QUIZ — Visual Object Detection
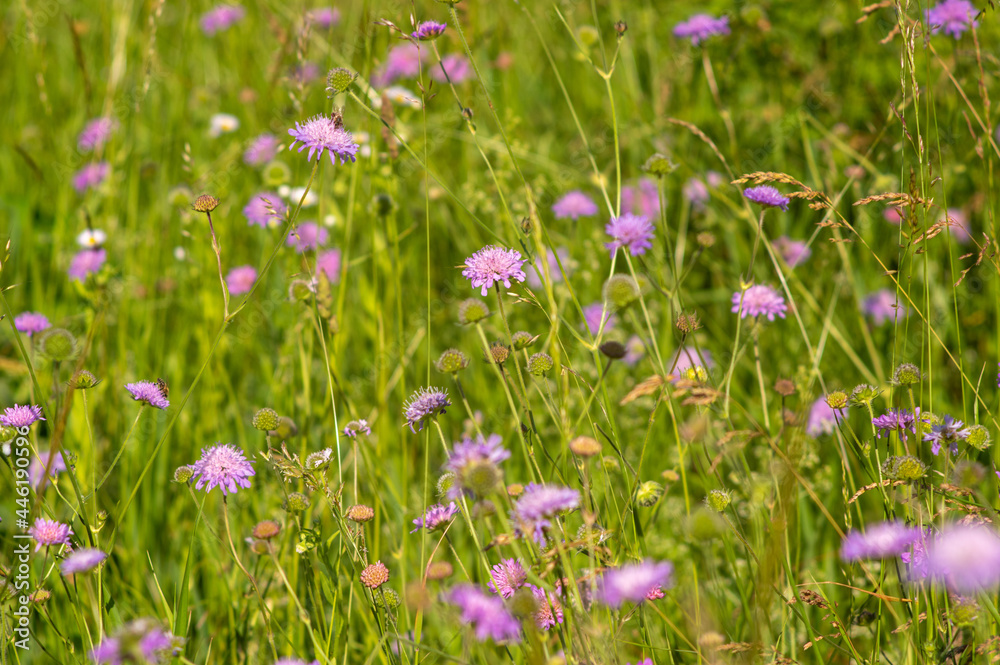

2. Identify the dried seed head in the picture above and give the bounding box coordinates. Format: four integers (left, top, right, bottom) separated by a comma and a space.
192, 194, 220, 213
825, 391, 848, 410
569, 435, 602, 458
425, 561, 453, 580
486, 341, 510, 366
252, 520, 281, 540
360, 561, 389, 588
675, 311, 702, 334
346, 504, 375, 523
696, 232, 716, 248
614, 20, 628, 36
773, 378, 796, 396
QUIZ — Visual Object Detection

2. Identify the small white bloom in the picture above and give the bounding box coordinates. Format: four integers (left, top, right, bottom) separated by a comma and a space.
209, 113, 240, 138
360, 145, 372, 158
76, 229, 107, 248
277, 185, 291, 198
384, 86, 422, 110
173, 246, 187, 261
322, 214, 337, 227
289, 187, 318, 208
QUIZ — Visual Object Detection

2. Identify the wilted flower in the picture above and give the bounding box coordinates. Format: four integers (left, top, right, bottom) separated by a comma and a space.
125, 381, 169, 410
190, 443, 255, 495
445, 585, 521, 643
347, 504, 375, 523
552, 191, 598, 220
731, 285, 787, 320
598, 560, 674, 607
288, 114, 360, 165
225, 266, 257, 296
605, 213, 654, 256
840, 521, 921, 561
461, 245, 527, 296
673, 14, 730, 45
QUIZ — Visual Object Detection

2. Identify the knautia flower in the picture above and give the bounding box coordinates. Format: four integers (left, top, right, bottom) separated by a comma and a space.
923, 415, 970, 456
243, 192, 287, 227
530, 585, 564, 630
552, 191, 598, 220
673, 14, 730, 45
582, 302, 615, 336
225, 265, 257, 296
1, 404, 45, 428
445, 433, 511, 497
288, 114, 360, 165
605, 213, 654, 256
513, 483, 580, 544
91, 619, 179, 665
872, 408, 918, 439
862, 289, 907, 325
360, 561, 389, 589
243, 133, 281, 166
403, 386, 450, 432
445, 585, 521, 643
412, 20, 447, 41
526, 246, 571, 289
926, 0, 979, 38
29, 518, 74, 552
286, 222, 329, 253
78, 117, 117, 152
410, 502, 459, 533
773, 236, 811, 268
208, 113, 240, 138
317, 249, 341, 283
731, 285, 787, 320
29, 450, 66, 490
431, 54, 473, 83
372, 44, 425, 87
461, 245, 527, 296
343, 419, 371, 438
621, 178, 659, 218
125, 381, 170, 410
190, 443, 255, 495
200, 4, 245, 35
743, 185, 790, 211
805, 397, 843, 437
73, 162, 109, 194
487, 558, 527, 598
69, 248, 107, 282
683, 177, 710, 209
623, 335, 645, 366
61, 548, 108, 575
840, 521, 921, 561
275, 659, 321, 665
598, 560, 674, 607
14, 312, 51, 336
925, 524, 1000, 593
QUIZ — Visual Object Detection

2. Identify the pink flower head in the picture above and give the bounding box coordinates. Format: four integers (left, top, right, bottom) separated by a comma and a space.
14, 312, 50, 336
308, 7, 341, 29
862, 289, 906, 326
125, 381, 169, 410
61, 548, 108, 575
552, 191, 599, 220
286, 222, 329, 253
288, 115, 359, 165
605, 213, 654, 256
743, 185, 789, 211
530, 585, 564, 630
487, 558, 527, 598
806, 397, 842, 437
445, 585, 521, 643
731, 285, 787, 320
673, 14, 730, 45
431, 54, 472, 83
73, 162, 109, 194
29, 450, 66, 490
773, 236, 811, 268
243, 134, 281, 166
412, 21, 447, 41
317, 249, 341, 282
942, 208, 971, 243
225, 265, 257, 296
525, 247, 571, 288
840, 521, 921, 561
461, 245, 527, 296
410, 502, 459, 533
190, 443, 255, 495
926, 0, 979, 39
69, 248, 107, 282
29, 517, 74, 552
78, 117, 117, 152
926, 523, 1000, 593
1, 404, 45, 428
243, 192, 287, 227
598, 560, 674, 607
683, 177, 710, 209
583, 302, 615, 336
373, 44, 425, 87
621, 178, 659, 218
200, 4, 245, 35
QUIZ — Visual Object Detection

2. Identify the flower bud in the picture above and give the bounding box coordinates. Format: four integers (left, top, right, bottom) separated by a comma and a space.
892, 363, 922, 386
458, 298, 489, 325
192, 194, 220, 213
569, 436, 601, 457
285, 492, 311, 512
527, 352, 553, 376
511, 331, 536, 350
435, 349, 469, 374
635, 480, 664, 507
39, 328, 77, 362
705, 489, 731, 513
70, 369, 101, 390
252, 408, 280, 432
252, 520, 281, 540
173, 466, 194, 483
825, 391, 848, 410
346, 504, 375, 523
603, 274, 640, 311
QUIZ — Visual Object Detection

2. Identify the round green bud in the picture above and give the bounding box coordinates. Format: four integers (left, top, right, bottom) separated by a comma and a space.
511, 331, 536, 350
635, 480, 664, 507
435, 348, 469, 374
39, 328, 77, 362
458, 298, 490, 325
892, 363, 922, 386
881, 455, 927, 482
373, 588, 400, 610
461, 461, 502, 496
527, 352, 553, 376
849, 383, 880, 408
600, 341, 627, 360
173, 465, 194, 483
642, 153, 676, 177
965, 424, 991, 451
252, 408, 280, 432
603, 274, 641, 311
285, 492, 310, 512
705, 489, 732, 513
0, 426, 18, 443
262, 160, 292, 187
436, 471, 456, 499
326, 67, 357, 95
825, 391, 848, 410
69, 369, 100, 390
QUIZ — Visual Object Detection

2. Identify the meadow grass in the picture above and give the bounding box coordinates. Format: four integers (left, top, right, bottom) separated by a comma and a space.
2, 1, 1000, 663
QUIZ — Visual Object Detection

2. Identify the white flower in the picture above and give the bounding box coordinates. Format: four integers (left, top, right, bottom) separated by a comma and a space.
173, 247, 186, 261
76, 229, 107, 248
288, 186, 318, 207
322, 214, 337, 227
384, 86, 422, 109
209, 113, 240, 138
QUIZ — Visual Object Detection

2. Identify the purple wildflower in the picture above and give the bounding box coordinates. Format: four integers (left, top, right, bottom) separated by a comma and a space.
343, 419, 371, 437
28, 518, 73, 552
925, 523, 1000, 593
190, 443, 255, 495
924, 415, 970, 456
623, 335, 645, 366
431, 54, 473, 83
884, 207, 904, 224
69, 248, 107, 282
670, 346, 713, 382
942, 208, 972, 243
412, 20, 447, 41
773, 236, 811, 268
275, 660, 321, 665
926, 0, 979, 38
628, 660, 654, 665
125, 381, 170, 410
288, 114, 360, 165
806, 397, 843, 437
513, 483, 580, 544
78, 118, 117, 152
445, 585, 521, 643
243, 134, 281, 166
14, 312, 51, 337
29, 450, 66, 490
410, 502, 459, 533
682, 177, 709, 209
743, 185, 789, 211
487, 558, 527, 598
621, 178, 659, 218
872, 408, 918, 439
244, 192, 287, 227
598, 560, 674, 608
583, 302, 615, 336
552, 191, 599, 220
445, 433, 511, 497
731, 285, 787, 320
525, 247, 570, 289
840, 521, 921, 561
461, 245, 527, 296
73, 162, 109, 194
862, 289, 907, 325
308, 7, 340, 29
403, 387, 450, 432
1, 404, 45, 428
61, 548, 108, 575
605, 213, 655, 256
901, 528, 932, 580
530, 585, 564, 630
286, 222, 329, 253
225, 265, 257, 296
200, 4, 245, 35
373, 44, 425, 87
673, 14, 731, 45
291, 61, 322, 85
91, 619, 177, 664
317, 249, 341, 283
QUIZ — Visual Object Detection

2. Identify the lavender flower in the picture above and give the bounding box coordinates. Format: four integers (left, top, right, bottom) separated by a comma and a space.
373, 44, 425, 87
225, 266, 257, 296
78, 118, 117, 152
403, 387, 450, 432
69, 248, 107, 282
942, 208, 972, 243
605, 213, 654, 256
901, 528, 932, 580
530, 585, 564, 630
583, 302, 615, 336
461, 245, 527, 296
872, 409, 918, 439
190, 443, 255, 495
431, 54, 473, 83
275, 659, 321, 665
1, 404, 45, 428
61, 548, 108, 575
286, 222, 329, 253
73, 162, 109, 194
840, 521, 921, 561
308, 7, 340, 29
923, 415, 970, 456
925, 524, 1000, 593
29, 450, 66, 490
445, 433, 511, 497
806, 397, 843, 437
28, 518, 73, 552
862, 289, 907, 325
445, 585, 521, 643
926, 0, 979, 38
317, 249, 341, 282
621, 178, 659, 218
487, 558, 527, 598
343, 419, 371, 438
623, 335, 645, 366
513, 483, 580, 544
773, 236, 811, 268
91, 619, 178, 664
670, 346, 713, 382
200, 4, 245, 35
410, 502, 459, 533
412, 20, 447, 41
243, 134, 281, 166
743, 185, 789, 211
244, 192, 287, 227
288, 114, 360, 165
552, 191, 599, 220
14, 312, 51, 337
682, 177, 709, 209
673, 14, 730, 45
731, 285, 787, 320
125, 381, 170, 410
598, 560, 674, 607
